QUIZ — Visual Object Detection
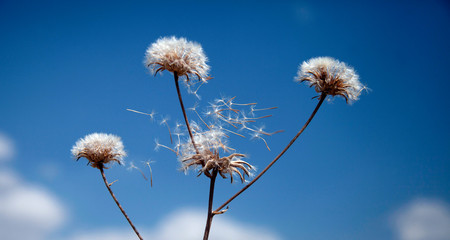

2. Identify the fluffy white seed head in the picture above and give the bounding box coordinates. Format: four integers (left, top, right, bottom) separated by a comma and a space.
145, 36, 210, 83
296, 57, 365, 103
180, 128, 227, 160
179, 127, 254, 183
71, 133, 126, 169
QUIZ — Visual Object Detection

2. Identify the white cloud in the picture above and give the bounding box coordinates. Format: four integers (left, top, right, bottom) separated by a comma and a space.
67, 229, 137, 240
0, 133, 14, 162
69, 208, 282, 240
392, 198, 450, 240
0, 169, 67, 240
154, 208, 281, 240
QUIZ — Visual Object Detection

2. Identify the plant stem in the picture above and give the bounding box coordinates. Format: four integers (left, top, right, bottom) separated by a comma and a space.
203, 169, 218, 240
99, 167, 144, 240
174, 72, 200, 155
214, 93, 327, 212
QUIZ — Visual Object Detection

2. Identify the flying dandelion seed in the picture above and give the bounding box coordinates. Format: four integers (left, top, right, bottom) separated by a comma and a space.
126, 108, 156, 120
127, 162, 148, 181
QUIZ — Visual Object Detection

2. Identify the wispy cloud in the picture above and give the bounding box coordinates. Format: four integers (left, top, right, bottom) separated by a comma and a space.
0, 133, 14, 162
0, 169, 67, 240
391, 198, 450, 240
69, 208, 282, 240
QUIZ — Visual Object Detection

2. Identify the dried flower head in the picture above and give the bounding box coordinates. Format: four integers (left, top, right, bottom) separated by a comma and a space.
145, 36, 210, 83
296, 57, 365, 103
179, 127, 254, 183
71, 133, 126, 169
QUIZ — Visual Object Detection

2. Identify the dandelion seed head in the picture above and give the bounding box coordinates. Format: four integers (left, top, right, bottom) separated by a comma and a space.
127, 161, 137, 171
145, 36, 210, 82
154, 139, 161, 151
188, 103, 198, 112
149, 110, 156, 120
251, 132, 261, 140
187, 87, 202, 99
296, 57, 366, 103
71, 133, 126, 169
159, 117, 169, 125
250, 105, 256, 115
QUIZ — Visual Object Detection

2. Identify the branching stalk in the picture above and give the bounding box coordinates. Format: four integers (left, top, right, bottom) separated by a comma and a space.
174, 72, 200, 155
99, 167, 144, 240
214, 93, 327, 212
203, 169, 218, 240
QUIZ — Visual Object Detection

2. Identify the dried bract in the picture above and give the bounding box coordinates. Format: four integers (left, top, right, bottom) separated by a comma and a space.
72, 133, 126, 169
145, 36, 210, 83
296, 57, 365, 103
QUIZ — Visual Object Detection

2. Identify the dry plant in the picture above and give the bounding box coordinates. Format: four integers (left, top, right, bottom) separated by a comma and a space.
71, 133, 144, 240
71, 36, 366, 240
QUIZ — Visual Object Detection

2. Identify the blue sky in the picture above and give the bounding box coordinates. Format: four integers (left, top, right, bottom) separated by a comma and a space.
1, 0, 449, 240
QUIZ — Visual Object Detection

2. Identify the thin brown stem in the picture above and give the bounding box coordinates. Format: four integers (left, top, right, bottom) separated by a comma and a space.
99, 167, 144, 240
174, 72, 200, 155
215, 93, 327, 212
203, 169, 218, 240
